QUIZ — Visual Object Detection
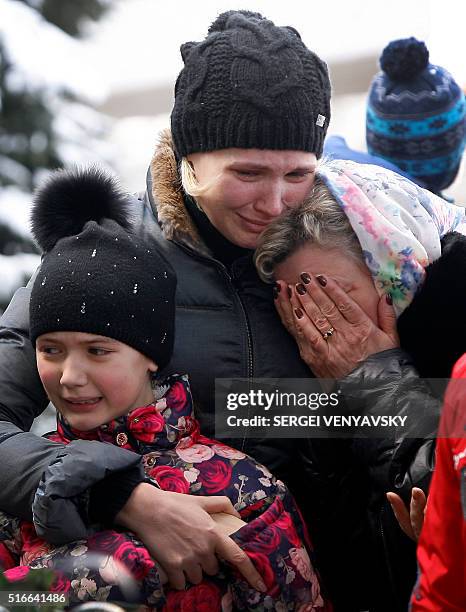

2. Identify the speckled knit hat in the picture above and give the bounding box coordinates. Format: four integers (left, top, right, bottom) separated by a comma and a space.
171, 10, 331, 157
29, 167, 176, 368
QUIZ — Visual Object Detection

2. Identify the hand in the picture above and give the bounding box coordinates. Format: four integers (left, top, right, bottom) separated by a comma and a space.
115, 483, 266, 592
211, 512, 247, 535
274, 274, 399, 379
386, 488, 427, 541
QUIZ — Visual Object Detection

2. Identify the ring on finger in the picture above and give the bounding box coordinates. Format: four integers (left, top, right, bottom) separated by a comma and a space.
321, 327, 335, 341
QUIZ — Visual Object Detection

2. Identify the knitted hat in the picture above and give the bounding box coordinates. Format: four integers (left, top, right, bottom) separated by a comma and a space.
29, 167, 176, 368
366, 37, 466, 193
171, 10, 331, 158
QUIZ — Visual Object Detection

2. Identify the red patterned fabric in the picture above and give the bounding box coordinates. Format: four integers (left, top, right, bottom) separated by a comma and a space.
0, 374, 331, 610
411, 355, 466, 611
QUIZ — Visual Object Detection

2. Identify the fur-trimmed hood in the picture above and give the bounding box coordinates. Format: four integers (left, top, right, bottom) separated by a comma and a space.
149, 130, 210, 257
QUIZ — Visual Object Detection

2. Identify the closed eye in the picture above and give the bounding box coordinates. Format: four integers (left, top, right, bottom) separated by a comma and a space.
88, 348, 112, 356
286, 170, 314, 179
234, 169, 260, 178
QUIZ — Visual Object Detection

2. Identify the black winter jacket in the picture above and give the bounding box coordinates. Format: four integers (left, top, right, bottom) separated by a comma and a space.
0, 132, 458, 611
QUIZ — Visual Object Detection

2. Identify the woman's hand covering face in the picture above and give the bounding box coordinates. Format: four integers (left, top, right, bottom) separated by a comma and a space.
273, 274, 399, 379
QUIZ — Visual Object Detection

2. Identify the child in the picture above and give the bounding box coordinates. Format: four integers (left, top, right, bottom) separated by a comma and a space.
0, 167, 327, 610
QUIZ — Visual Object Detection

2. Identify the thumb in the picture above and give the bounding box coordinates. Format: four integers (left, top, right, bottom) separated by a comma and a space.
197, 495, 241, 518
378, 293, 398, 339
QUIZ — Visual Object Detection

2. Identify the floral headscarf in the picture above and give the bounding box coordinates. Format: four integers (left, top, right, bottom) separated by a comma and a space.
318, 159, 466, 316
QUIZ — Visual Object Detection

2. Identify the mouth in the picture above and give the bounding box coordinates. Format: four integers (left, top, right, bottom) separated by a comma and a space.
62, 397, 102, 410
237, 214, 270, 232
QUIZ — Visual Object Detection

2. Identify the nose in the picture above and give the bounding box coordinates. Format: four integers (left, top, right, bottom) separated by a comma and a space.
253, 181, 286, 219
60, 355, 88, 388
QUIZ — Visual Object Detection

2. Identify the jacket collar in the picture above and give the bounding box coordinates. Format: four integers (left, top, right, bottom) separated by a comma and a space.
53, 373, 200, 451
148, 130, 211, 257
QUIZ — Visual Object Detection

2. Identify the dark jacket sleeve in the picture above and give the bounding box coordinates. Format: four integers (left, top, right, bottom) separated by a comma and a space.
33, 440, 145, 544
337, 348, 440, 499
0, 279, 144, 536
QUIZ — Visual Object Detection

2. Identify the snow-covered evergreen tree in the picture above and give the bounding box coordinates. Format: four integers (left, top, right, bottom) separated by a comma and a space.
0, 0, 113, 311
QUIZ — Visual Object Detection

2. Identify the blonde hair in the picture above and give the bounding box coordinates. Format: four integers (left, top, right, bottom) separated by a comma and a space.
254, 175, 365, 283
180, 157, 221, 200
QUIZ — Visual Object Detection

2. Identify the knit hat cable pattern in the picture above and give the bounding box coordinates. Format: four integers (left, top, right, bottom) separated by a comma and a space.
171, 10, 331, 157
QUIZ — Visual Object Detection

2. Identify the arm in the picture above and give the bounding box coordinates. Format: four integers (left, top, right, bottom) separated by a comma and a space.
337, 348, 440, 496
411, 370, 466, 611
412, 438, 465, 611
0, 280, 144, 532
0, 281, 57, 518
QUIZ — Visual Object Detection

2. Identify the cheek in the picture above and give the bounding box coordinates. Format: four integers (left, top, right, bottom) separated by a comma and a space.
95, 371, 122, 395
36, 362, 58, 392
354, 288, 379, 323
284, 179, 315, 206
215, 179, 260, 211
283, 174, 315, 206
111, 369, 144, 396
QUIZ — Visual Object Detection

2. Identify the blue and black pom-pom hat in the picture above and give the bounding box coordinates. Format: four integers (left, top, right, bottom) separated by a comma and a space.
366, 37, 466, 194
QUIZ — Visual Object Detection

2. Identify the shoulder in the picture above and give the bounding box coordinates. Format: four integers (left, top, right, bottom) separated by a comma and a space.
397, 232, 466, 377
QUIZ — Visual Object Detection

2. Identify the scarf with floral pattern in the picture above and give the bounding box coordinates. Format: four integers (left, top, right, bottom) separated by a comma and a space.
318, 159, 466, 315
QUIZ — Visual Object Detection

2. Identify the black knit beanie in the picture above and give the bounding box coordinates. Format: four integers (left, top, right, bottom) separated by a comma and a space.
171, 10, 331, 158
29, 167, 176, 368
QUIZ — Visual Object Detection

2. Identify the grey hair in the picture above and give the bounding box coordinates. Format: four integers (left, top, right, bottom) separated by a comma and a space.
254, 174, 365, 283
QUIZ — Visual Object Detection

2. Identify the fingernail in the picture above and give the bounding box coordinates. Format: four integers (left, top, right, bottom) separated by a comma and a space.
294, 308, 304, 319
256, 580, 267, 593
296, 283, 307, 295
386, 293, 393, 305
287, 286, 292, 299
274, 282, 281, 293
273, 286, 279, 300
300, 272, 311, 284
316, 275, 327, 287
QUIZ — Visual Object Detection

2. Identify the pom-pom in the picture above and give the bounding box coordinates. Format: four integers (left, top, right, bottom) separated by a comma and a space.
380, 37, 429, 81
208, 10, 265, 34
31, 166, 132, 252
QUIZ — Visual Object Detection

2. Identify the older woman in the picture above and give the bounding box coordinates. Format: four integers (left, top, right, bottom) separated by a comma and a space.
255, 159, 466, 610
